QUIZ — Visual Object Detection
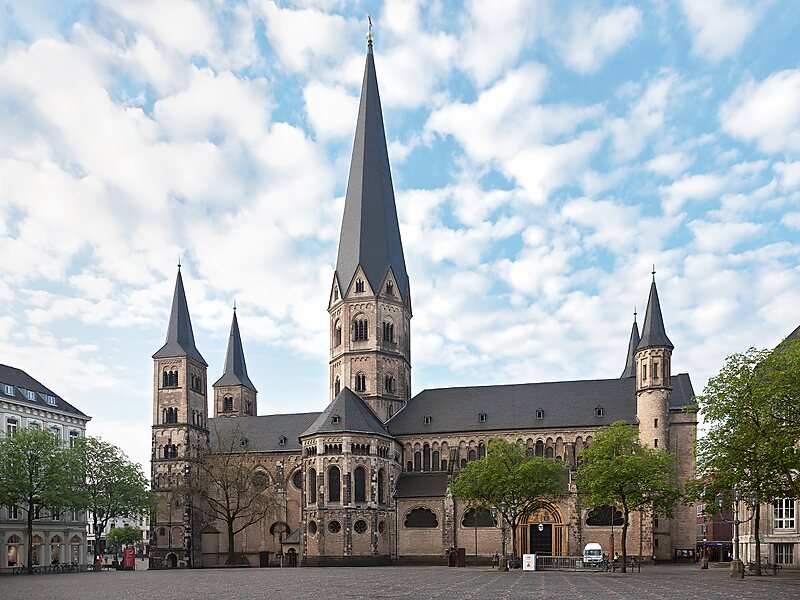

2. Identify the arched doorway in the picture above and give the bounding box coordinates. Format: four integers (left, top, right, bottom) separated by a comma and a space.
165, 553, 178, 568
287, 548, 298, 567
520, 503, 566, 557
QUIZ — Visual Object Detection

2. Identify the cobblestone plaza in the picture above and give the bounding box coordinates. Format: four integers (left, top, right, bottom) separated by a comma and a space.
3, 565, 800, 600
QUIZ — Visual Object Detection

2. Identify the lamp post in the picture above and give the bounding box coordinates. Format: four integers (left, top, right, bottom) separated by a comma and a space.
509, 503, 518, 567
491, 505, 507, 568
716, 487, 757, 579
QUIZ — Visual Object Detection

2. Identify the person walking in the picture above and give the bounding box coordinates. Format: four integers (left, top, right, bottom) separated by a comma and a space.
492, 551, 500, 569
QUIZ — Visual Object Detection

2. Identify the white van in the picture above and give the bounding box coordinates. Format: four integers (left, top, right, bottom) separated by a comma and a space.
583, 543, 603, 564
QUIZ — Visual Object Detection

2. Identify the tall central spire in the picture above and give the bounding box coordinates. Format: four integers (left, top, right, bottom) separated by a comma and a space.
335, 37, 409, 302
637, 279, 673, 350
213, 309, 256, 391
153, 267, 207, 365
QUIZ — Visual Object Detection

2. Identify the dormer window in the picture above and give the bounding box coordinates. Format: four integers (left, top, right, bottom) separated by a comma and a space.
386, 281, 394, 295
536, 409, 544, 420
43, 394, 56, 406
21, 389, 35, 401
278, 436, 287, 446
240, 438, 249, 447
355, 278, 365, 293
478, 412, 487, 423
2, 384, 14, 396
595, 406, 604, 418
332, 415, 341, 424
423, 415, 432, 425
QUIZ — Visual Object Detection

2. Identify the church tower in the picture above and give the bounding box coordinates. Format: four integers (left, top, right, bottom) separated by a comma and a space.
620, 310, 640, 378
150, 265, 209, 569
329, 33, 411, 422
212, 308, 257, 418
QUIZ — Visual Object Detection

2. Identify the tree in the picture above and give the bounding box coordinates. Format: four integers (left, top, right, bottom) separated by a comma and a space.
575, 421, 682, 572
73, 436, 154, 559
0, 427, 83, 572
183, 422, 282, 566
693, 340, 800, 575
106, 524, 142, 557
450, 438, 567, 560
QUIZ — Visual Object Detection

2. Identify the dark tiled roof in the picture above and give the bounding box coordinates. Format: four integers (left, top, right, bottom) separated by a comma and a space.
209, 412, 320, 453
213, 310, 256, 391
386, 374, 695, 436
153, 268, 207, 365
300, 387, 390, 438
0, 364, 89, 418
621, 319, 640, 378
394, 472, 450, 498
637, 280, 674, 350
335, 47, 409, 302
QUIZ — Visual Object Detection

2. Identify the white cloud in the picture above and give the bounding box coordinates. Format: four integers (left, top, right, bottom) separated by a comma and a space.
303, 82, 359, 140
782, 213, 800, 230
680, 0, 762, 62
646, 152, 692, 177
774, 161, 800, 191
721, 69, 800, 154
688, 219, 763, 253
555, 6, 642, 73
660, 173, 727, 214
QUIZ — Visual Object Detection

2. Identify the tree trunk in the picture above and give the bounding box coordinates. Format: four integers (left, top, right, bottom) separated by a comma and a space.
620, 506, 629, 573
754, 503, 761, 576
227, 521, 235, 566
26, 498, 34, 574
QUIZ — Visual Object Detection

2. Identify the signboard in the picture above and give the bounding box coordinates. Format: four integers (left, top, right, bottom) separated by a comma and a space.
123, 548, 136, 570
522, 554, 536, 571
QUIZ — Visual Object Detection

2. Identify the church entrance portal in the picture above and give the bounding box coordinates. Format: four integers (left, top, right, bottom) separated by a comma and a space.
529, 524, 553, 556
166, 553, 178, 568
521, 503, 566, 556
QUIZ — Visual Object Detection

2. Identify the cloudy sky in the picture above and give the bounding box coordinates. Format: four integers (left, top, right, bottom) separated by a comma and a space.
1, 0, 799, 471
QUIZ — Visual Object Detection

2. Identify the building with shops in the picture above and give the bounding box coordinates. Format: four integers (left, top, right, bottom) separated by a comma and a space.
0, 364, 91, 571
149, 38, 698, 569
87, 513, 150, 558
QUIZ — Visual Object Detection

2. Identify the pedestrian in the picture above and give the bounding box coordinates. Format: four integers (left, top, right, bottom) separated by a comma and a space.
492, 551, 499, 569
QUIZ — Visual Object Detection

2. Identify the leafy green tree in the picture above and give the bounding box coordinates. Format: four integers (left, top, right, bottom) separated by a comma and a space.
450, 438, 567, 560
106, 524, 142, 556
73, 436, 154, 558
694, 339, 800, 575
575, 421, 682, 572
0, 427, 83, 572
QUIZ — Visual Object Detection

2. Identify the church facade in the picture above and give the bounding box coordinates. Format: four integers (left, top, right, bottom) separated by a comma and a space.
149, 40, 698, 569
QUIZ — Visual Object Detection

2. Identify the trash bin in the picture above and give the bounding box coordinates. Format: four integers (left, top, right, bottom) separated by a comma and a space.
457, 548, 466, 567
447, 549, 457, 567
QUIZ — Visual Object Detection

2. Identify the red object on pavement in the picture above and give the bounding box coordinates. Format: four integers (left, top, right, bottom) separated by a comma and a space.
123, 548, 136, 570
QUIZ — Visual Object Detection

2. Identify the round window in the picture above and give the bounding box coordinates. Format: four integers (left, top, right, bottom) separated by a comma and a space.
292, 470, 302, 490
354, 520, 367, 534
308, 521, 317, 535
378, 521, 386, 534
328, 520, 341, 534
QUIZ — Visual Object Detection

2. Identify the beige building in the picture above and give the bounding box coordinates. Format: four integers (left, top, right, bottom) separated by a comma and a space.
148, 39, 698, 569
1, 364, 91, 571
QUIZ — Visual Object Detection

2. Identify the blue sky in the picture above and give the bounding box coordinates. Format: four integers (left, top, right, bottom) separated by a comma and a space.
1, 0, 799, 471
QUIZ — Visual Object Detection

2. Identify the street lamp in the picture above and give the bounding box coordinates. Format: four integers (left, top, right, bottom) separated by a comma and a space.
716, 487, 758, 579
509, 503, 518, 567
491, 505, 507, 566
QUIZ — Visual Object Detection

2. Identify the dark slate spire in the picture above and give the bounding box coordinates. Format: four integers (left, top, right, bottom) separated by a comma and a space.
335, 40, 409, 301
621, 311, 640, 378
213, 309, 256, 391
300, 387, 390, 438
153, 266, 207, 365
636, 278, 674, 350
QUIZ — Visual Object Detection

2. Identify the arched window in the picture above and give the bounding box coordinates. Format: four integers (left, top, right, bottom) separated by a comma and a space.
245, 400, 252, 415
545, 447, 554, 458
535, 440, 544, 457
383, 321, 395, 342
164, 408, 177, 424
334, 320, 342, 346
405, 508, 438, 528
477, 443, 486, 459
422, 444, 431, 471
327, 466, 341, 502
432, 450, 440, 470
462, 508, 496, 528
334, 376, 341, 396
333, 287, 339, 301
468, 449, 477, 461
460, 458, 467, 468
354, 467, 367, 503
378, 469, 385, 504
353, 317, 368, 341
586, 505, 623, 526
441, 459, 448, 471
413, 451, 421, 471
355, 278, 365, 293
162, 371, 169, 387
386, 281, 394, 295
406, 460, 413, 472
308, 469, 317, 504
223, 396, 233, 412
384, 375, 395, 394
355, 373, 366, 392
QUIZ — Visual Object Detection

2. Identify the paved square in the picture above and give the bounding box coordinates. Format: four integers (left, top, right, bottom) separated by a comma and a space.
2, 564, 799, 600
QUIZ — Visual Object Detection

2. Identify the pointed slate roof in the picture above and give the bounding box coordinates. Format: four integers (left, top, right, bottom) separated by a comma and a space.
300, 387, 390, 438
335, 43, 409, 302
153, 268, 207, 365
213, 310, 256, 391
636, 280, 673, 350
621, 317, 640, 378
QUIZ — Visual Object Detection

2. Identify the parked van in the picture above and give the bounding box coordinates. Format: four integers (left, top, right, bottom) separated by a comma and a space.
583, 543, 603, 563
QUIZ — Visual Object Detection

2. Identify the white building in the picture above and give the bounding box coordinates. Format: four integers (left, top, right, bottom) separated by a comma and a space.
0, 364, 91, 571
88, 513, 150, 557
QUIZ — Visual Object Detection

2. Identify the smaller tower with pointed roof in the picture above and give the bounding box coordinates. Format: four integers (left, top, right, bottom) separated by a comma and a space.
150, 265, 209, 569
213, 308, 257, 418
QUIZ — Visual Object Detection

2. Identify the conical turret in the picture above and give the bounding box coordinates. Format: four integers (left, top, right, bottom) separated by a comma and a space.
213, 309, 256, 391
621, 311, 640, 378
636, 279, 673, 351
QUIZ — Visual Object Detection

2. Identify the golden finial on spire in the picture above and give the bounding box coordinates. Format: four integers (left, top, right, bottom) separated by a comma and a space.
367, 14, 373, 47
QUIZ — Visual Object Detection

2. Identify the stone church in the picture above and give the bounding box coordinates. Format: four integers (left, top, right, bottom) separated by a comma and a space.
149, 38, 698, 569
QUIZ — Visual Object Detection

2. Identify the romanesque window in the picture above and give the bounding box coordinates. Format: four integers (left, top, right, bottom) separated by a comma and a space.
468, 449, 477, 462
164, 444, 178, 459
545, 447, 554, 458
384, 375, 395, 394
355, 373, 366, 392
405, 508, 438, 528
308, 469, 317, 503
308, 521, 317, 535
163, 370, 178, 387
327, 466, 341, 502
586, 505, 623, 526
422, 444, 431, 471
413, 451, 421, 471
334, 377, 341, 396
378, 521, 386, 534
334, 320, 342, 346
477, 443, 486, 459
353, 318, 368, 341
441, 459, 448, 471
535, 441, 544, 457
378, 469, 385, 504
354, 467, 367, 503
292, 470, 302, 490
355, 279, 365, 293
460, 458, 467, 468
382, 321, 394, 342
386, 281, 394, 295
333, 287, 339, 301
654, 418, 658, 428
328, 520, 341, 534
223, 396, 233, 412
654, 438, 658, 448
431, 451, 440, 470
653, 362, 659, 380
406, 460, 413, 472
245, 400, 252, 415
163, 407, 178, 424
252, 472, 269, 492
642, 363, 647, 380
354, 519, 367, 534
462, 508, 496, 528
